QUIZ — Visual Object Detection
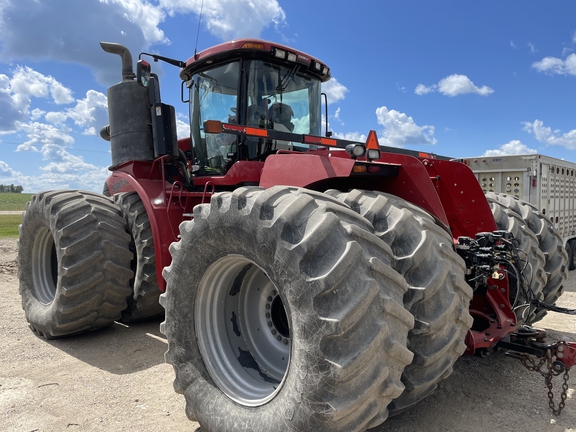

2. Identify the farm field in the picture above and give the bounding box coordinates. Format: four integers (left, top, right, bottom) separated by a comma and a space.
0, 193, 31, 212
0, 215, 21, 238
0, 194, 29, 239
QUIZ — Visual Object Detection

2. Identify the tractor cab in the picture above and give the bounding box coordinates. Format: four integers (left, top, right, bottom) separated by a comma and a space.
180, 40, 331, 175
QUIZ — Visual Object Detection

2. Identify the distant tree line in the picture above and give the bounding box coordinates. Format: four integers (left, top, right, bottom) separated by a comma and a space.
0, 184, 24, 193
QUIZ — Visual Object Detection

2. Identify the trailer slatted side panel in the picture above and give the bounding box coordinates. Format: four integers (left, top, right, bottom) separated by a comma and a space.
464, 154, 576, 246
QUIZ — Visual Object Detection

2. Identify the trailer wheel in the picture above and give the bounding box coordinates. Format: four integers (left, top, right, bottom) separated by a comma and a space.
114, 192, 163, 321
326, 189, 473, 415
161, 186, 414, 432
485, 192, 567, 323
17, 190, 133, 339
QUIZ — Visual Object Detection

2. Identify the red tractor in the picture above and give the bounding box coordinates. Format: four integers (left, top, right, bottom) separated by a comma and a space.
17, 39, 576, 431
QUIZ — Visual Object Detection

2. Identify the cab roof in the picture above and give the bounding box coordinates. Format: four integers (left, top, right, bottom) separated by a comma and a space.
180, 38, 331, 83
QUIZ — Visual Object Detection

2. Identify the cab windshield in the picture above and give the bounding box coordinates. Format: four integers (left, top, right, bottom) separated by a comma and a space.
189, 59, 321, 174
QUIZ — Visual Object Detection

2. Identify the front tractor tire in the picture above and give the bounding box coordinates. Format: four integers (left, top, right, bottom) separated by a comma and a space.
17, 190, 134, 339
114, 192, 163, 321
161, 186, 415, 432
326, 189, 473, 416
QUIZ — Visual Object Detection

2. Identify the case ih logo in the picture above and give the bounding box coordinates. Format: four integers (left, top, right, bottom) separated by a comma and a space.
112, 178, 129, 193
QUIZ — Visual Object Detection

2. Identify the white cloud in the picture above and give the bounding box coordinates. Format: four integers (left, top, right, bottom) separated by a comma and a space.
0, 153, 109, 193
482, 140, 537, 156
532, 53, 576, 76
176, 112, 190, 138
30, 108, 46, 121
415, 74, 494, 97
322, 78, 348, 104
66, 90, 109, 134
0, 0, 168, 86
333, 131, 366, 142
527, 42, 537, 53
510, 40, 517, 49
45, 111, 68, 124
333, 107, 343, 125
439, 75, 494, 97
100, 0, 168, 45
160, 0, 286, 40
332, 107, 436, 148
16, 122, 74, 154
0, 69, 109, 169
0, 0, 290, 86
9, 66, 75, 104
562, 47, 573, 57
415, 83, 435, 95
375, 106, 436, 147
11, 66, 74, 104
523, 119, 576, 150
0, 160, 22, 177
0, 67, 76, 135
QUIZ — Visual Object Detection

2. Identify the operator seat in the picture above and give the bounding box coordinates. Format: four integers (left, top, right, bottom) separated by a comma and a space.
268, 103, 294, 132
268, 103, 294, 151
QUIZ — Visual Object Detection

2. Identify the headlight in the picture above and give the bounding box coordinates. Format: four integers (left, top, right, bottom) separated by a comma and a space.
367, 149, 380, 160
345, 144, 366, 158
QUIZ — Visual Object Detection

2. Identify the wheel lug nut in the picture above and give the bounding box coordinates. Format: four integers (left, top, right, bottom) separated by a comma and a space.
276, 335, 282, 341
271, 329, 277, 335
267, 296, 272, 302
265, 313, 270, 318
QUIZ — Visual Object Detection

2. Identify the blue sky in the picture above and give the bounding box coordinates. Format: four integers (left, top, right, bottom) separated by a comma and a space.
1, 0, 575, 193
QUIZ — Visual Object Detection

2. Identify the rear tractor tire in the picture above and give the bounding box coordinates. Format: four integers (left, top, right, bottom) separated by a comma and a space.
568, 239, 576, 271
161, 186, 415, 432
326, 189, 473, 416
17, 190, 133, 338
485, 192, 566, 324
114, 192, 163, 321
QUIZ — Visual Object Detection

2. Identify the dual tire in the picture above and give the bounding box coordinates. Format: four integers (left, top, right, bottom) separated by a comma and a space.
114, 192, 163, 321
485, 192, 568, 323
18, 190, 134, 338
161, 187, 416, 431
18, 190, 162, 338
567, 239, 576, 271
161, 186, 473, 431
326, 189, 473, 415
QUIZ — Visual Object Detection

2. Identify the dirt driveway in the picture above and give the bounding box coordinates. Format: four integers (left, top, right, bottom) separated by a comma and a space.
1, 237, 574, 432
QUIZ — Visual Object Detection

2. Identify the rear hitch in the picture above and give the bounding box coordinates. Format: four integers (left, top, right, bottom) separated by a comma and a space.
497, 326, 575, 415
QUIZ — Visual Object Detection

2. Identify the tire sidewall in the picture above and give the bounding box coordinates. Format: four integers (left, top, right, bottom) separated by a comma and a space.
18, 199, 63, 331
164, 218, 329, 430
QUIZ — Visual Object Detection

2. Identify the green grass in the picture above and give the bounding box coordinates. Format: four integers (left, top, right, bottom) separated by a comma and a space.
0, 193, 33, 211
0, 214, 21, 238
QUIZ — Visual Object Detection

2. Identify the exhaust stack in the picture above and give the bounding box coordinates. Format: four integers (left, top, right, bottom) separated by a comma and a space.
100, 42, 154, 168
100, 42, 134, 82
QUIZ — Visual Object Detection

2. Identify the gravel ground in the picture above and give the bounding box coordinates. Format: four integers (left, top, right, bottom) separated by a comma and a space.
1, 237, 574, 432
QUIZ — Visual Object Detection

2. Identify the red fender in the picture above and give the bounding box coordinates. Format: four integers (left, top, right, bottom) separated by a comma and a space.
105, 162, 195, 291
422, 159, 497, 238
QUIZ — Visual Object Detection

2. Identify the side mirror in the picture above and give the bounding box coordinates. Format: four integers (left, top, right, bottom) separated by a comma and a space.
136, 60, 151, 87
